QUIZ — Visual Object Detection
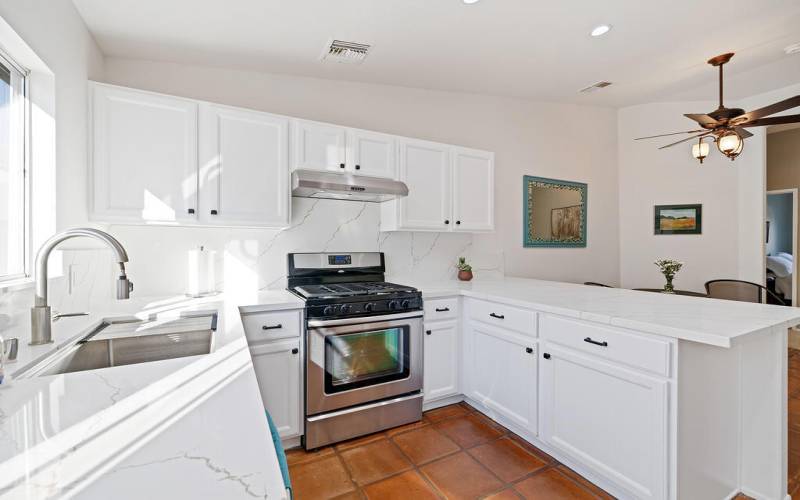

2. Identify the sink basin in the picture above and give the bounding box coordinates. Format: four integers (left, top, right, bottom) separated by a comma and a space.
21, 313, 216, 377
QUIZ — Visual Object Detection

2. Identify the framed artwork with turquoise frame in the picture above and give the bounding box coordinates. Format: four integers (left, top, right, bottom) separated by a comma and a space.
523, 175, 587, 248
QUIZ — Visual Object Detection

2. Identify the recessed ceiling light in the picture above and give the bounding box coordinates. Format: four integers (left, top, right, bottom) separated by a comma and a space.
590, 24, 612, 37
462, 0, 481, 4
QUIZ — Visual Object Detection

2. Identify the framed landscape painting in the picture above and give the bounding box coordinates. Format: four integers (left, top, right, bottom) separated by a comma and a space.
654, 204, 702, 235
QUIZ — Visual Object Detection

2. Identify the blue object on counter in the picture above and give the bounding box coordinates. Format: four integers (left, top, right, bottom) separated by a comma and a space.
267, 410, 292, 496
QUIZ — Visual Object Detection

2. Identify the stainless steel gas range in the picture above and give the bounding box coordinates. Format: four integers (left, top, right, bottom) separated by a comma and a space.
287, 252, 424, 450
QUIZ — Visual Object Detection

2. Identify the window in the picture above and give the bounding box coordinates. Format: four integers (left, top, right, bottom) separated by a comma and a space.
0, 50, 27, 282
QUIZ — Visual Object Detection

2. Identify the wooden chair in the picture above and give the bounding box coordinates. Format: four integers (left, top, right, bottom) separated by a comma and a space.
584, 282, 613, 288
704, 279, 787, 305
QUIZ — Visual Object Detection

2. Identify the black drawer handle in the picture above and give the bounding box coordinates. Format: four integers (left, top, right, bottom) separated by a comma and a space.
210, 209, 218, 215
339, 163, 345, 169
355, 165, 361, 170
291, 348, 299, 354
262, 324, 283, 331
444, 220, 450, 225
584, 337, 608, 347
426, 330, 432, 335
525, 347, 533, 354
543, 353, 551, 359
456, 220, 461, 225
187, 208, 195, 214
489, 313, 505, 319
435, 307, 450, 312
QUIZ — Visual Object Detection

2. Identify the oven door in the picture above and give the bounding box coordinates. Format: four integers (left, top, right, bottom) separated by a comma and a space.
306, 311, 423, 415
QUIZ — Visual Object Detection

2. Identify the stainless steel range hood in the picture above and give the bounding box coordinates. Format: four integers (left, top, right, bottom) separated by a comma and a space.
291, 169, 408, 203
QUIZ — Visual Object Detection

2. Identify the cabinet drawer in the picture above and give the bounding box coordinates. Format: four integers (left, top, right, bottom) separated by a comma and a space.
424, 297, 459, 321
241, 309, 302, 343
467, 298, 536, 336
540, 315, 671, 377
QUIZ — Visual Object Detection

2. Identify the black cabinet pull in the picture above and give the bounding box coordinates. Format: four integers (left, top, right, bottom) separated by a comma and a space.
355, 165, 361, 170
291, 348, 299, 354
262, 324, 283, 331
456, 221, 461, 225
584, 337, 608, 347
444, 220, 450, 225
525, 347, 533, 354
426, 330, 432, 335
543, 353, 551, 359
187, 208, 195, 214
489, 313, 505, 319
435, 307, 450, 312
339, 163, 345, 169
210, 209, 218, 215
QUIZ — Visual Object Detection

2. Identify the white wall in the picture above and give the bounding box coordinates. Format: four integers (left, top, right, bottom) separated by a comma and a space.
97, 57, 620, 288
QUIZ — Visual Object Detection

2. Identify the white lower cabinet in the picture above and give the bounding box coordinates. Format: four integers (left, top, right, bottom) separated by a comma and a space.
540, 344, 669, 500
249, 339, 302, 439
423, 320, 459, 402
465, 322, 537, 433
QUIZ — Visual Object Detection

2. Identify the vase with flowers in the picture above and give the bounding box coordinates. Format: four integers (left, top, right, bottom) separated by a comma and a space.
654, 258, 683, 293
456, 257, 473, 281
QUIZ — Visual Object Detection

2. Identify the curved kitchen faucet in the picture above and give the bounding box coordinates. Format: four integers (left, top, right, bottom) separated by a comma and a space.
30, 228, 133, 345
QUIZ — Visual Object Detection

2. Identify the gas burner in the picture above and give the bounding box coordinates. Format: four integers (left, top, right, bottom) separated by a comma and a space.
293, 281, 417, 299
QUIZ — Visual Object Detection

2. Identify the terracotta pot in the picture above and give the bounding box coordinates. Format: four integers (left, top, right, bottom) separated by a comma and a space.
458, 270, 473, 281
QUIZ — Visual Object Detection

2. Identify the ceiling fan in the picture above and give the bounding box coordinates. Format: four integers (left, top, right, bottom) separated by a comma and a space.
636, 52, 800, 163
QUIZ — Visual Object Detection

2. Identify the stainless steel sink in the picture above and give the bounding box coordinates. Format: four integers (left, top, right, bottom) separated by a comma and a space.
21, 313, 216, 377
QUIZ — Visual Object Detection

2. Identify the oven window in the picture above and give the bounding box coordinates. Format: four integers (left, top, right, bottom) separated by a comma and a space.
325, 326, 410, 393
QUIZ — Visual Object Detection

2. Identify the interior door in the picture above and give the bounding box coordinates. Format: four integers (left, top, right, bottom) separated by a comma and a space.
91, 83, 198, 223
292, 119, 346, 172
346, 128, 397, 178
199, 104, 290, 227
249, 339, 302, 438
397, 139, 452, 230
452, 147, 494, 231
423, 320, 459, 402
467, 322, 537, 433
540, 344, 668, 500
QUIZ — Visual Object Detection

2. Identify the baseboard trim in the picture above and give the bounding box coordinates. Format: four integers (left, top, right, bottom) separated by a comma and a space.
422, 394, 464, 411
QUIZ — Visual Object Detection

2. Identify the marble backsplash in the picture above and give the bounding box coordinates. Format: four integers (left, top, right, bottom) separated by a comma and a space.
0, 198, 503, 339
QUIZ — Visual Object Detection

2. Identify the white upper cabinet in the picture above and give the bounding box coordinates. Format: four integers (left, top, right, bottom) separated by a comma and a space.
91, 83, 198, 223
199, 104, 290, 227
292, 120, 347, 172
452, 147, 494, 232
346, 128, 397, 179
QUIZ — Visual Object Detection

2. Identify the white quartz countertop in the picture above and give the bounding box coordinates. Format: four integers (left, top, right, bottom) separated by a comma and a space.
0, 290, 302, 500
410, 277, 800, 347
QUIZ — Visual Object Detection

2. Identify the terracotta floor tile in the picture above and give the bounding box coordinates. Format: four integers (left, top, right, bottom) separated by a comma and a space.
468, 437, 548, 482
485, 489, 523, 500
334, 431, 388, 452
332, 492, 365, 500
362, 470, 440, 500
289, 455, 356, 500
285, 445, 335, 466
421, 451, 504, 499
458, 401, 478, 413
556, 465, 615, 500
385, 418, 430, 437
340, 439, 412, 486
514, 469, 596, 500
392, 426, 460, 465
508, 434, 558, 464
424, 404, 469, 422
435, 413, 504, 449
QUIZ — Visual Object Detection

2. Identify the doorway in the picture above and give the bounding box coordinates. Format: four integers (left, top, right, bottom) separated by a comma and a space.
765, 189, 797, 306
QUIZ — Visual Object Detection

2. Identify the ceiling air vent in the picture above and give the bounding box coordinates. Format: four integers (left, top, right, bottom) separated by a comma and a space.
579, 81, 613, 93
322, 40, 371, 64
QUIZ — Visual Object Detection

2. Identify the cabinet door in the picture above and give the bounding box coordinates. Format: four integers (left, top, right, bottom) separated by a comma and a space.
292, 120, 346, 172
346, 129, 397, 178
199, 104, 290, 227
396, 139, 452, 230
250, 340, 302, 439
423, 320, 459, 402
466, 322, 537, 432
452, 147, 494, 232
91, 83, 198, 223
540, 345, 668, 500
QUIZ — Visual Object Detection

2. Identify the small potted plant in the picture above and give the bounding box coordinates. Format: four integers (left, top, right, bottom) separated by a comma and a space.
457, 257, 473, 281
654, 258, 683, 293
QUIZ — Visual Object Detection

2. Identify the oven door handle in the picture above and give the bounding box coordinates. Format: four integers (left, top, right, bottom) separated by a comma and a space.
308, 311, 423, 328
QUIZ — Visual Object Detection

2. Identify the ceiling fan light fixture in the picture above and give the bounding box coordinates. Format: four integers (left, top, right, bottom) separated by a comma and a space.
692, 138, 710, 164
717, 130, 743, 160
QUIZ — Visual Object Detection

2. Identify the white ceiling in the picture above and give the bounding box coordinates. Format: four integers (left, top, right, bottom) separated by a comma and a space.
72, 0, 800, 107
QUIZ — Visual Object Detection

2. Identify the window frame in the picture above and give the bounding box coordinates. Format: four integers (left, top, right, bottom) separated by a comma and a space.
0, 46, 31, 284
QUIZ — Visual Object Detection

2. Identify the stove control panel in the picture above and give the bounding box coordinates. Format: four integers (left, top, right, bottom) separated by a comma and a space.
306, 295, 422, 319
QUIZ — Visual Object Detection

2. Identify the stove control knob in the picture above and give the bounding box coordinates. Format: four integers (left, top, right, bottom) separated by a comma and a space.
401, 299, 411, 309
340, 304, 352, 314
364, 302, 375, 312
322, 306, 335, 316
388, 300, 400, 311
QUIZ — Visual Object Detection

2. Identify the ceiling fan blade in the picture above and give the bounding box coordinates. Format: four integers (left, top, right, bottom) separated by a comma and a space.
658, 131, 713, 150
635, 129, 706, 140
738, 114, 800, 128
684, 113, 720, 128
734, 127, 753, 139
731, 96, 800, 125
